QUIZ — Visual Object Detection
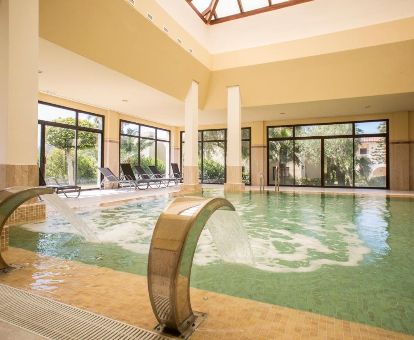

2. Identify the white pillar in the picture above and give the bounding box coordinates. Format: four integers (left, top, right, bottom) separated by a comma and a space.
224, 86, 245, 192
181, 81, 201, 192
0, 0, 39, 189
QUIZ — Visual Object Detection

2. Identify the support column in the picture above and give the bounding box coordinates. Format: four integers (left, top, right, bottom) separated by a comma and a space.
0, 0, 39, 189
224, 86, 245, 192
181, 81, 201, 193
104, 111, 120, 176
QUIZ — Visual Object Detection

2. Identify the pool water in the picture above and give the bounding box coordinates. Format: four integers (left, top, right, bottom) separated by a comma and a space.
10, 191, 414, 335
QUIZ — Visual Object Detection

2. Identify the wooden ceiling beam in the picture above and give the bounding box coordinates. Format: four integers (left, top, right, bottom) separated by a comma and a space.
206, 0, 219, 24
211, 0, 312, 24
237, 0, 244, 13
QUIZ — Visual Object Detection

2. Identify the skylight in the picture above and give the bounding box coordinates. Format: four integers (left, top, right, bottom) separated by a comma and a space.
186, 0, 312, 25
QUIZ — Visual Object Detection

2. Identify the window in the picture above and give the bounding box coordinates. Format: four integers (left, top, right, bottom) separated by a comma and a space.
180, 128, 251, 185
119, 121, 171, 177
38, 102, 104, 189
267, 120, 388, 188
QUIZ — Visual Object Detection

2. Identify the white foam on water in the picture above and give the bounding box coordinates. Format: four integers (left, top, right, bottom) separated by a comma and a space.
21, 195, 373, 274
41, 193, 98, 242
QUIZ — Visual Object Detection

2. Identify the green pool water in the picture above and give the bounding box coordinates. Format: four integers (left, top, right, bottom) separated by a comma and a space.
10, 191, 414, 335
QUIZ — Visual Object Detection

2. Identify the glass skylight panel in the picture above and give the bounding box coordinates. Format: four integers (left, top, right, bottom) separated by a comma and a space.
241, 0, 269, 12
271, 0, 289, 5
192, 0, 211, 12
215, 0, 240, 18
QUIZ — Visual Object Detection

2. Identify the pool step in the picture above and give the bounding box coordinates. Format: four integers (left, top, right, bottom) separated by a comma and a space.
0, 284, 172, 340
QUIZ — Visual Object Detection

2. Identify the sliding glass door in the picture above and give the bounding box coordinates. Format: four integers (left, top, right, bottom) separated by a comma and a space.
267, 120, 388, 189
38, 102, 104, 189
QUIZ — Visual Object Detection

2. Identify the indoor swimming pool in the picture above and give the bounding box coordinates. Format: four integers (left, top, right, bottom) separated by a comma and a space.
9, 191, 414, 335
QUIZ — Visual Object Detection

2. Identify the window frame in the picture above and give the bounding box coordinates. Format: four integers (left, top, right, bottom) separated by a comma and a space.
37, 101, 105, 190
266, 119, 389, 189
180, 127, 252, 185
119, 119, 171, 176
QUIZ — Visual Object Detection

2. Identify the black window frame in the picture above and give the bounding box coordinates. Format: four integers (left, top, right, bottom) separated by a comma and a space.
37, 101, 105, 190
266, 119, 389, 189
119, 119, 171, 176
180, 127, 252, 185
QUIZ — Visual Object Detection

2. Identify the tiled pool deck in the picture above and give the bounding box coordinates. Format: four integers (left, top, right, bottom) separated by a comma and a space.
1, 248, 412, 340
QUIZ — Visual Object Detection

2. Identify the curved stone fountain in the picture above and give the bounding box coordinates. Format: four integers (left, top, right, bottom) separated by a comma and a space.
0, 186, 55, 270
148, 196, 235, 338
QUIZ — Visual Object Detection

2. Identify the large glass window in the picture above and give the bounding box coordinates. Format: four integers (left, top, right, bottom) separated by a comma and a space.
267, 120, 388, 189
119, 120, 170, 176
38, 102, 104, 189
180, 127, 251, 185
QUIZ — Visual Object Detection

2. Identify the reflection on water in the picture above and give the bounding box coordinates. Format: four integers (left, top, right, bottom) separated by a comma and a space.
11, 191, 414, 335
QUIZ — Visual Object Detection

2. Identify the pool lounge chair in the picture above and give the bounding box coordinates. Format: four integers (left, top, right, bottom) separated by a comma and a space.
98, 167, 137, 190
148, 165, 178, 186
39, 169, 81, 198
171, 163, 183, 183
119, 164, 150, 190
134, 165, 164, 188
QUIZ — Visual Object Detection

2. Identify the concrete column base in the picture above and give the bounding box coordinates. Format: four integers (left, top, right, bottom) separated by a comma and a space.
180, 165, 201, 193
0, 164, 38, 189
179, 183, 202, 194
224, 183, 245, 192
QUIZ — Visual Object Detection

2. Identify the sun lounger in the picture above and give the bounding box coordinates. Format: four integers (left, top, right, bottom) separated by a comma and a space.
171, 163, 183, 183
134, 165, 164, 188
119, 164, 150, 190
98, 167, 137, 190
39, 168, 81, 198
148, 165, 178, 186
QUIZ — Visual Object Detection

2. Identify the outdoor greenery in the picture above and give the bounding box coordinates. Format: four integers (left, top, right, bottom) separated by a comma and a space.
45, 118, 99, 185
269, 123, 386, 187
120, 135, 166, 175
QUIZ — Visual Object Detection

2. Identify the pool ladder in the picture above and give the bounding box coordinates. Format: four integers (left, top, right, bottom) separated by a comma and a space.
274, 166, 280, 192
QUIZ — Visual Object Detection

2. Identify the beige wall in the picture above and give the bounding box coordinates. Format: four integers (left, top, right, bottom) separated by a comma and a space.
206, 40, 414, 110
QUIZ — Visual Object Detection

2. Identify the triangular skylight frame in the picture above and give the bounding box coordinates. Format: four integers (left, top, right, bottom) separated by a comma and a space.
186, 0, 313, 25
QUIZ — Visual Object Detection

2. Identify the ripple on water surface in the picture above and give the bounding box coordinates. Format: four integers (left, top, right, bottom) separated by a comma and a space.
11, 191, 414, 335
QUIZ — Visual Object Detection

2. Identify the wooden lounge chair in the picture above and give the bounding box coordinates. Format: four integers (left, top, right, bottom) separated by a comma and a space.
119, 164, 150, 190
98, 167, 136, 190
171, 163, 183, 183
39, 168, 81, 198
148, 165, 178, 186
134, 165, 164, 188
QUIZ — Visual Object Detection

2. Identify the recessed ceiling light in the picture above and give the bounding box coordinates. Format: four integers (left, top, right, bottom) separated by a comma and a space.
122, 99, 128, 103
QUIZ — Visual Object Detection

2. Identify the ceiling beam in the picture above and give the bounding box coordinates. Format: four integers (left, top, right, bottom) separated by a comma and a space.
237, 0, 244, 13
211, 0, 313, 24
206, 0, 219, 24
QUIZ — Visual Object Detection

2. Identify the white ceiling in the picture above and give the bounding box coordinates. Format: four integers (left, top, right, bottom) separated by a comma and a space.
156, 0, 414, 54
39, 38, 414, 127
